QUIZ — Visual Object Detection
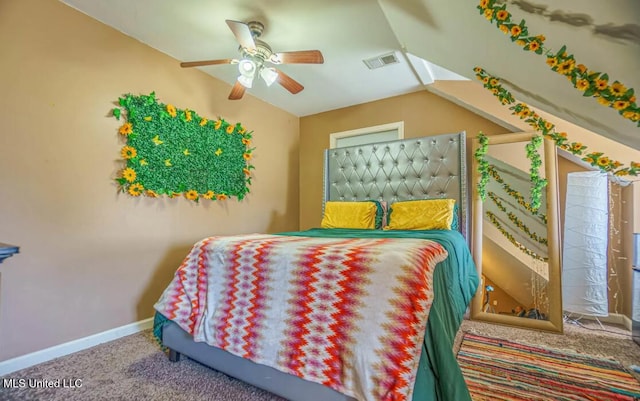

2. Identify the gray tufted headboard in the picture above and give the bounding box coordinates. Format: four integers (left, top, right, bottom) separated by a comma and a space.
323, 131, 469, 241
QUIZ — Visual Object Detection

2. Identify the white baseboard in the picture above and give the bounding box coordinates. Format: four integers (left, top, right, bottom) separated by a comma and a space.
566, 313, 633, 332
0, 317, 154, 376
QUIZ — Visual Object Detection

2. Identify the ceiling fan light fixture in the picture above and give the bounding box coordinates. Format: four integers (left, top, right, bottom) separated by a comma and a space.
260, 67, 278, 86
237, 74, 253, 88
238, 58, 256, 77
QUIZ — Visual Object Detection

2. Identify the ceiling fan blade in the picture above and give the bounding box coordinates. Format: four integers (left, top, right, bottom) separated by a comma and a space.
180, 58, 235, 68
275, 69, 304, 94
228, 81, 246, 100
271, 50, 324, 64
226, 20, 256, 51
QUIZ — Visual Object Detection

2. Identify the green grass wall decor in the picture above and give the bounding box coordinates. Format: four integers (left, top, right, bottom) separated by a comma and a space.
112, 92, 254, 202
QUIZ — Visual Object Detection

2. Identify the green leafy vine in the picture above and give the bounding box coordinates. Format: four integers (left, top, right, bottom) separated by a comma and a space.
474, 132, 490, 201
485, 211, 547, 262
488, 192, 547, 246
487, 165, 547, 224
525, 135, 547, 212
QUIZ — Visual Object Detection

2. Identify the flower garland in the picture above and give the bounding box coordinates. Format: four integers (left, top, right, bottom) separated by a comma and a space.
488, 192, 547, 246
476, 0, 640, 127
474, 132, 490, 201
474, 67, 640, 177
487, 164, 547, 224
112, 92, 254, 202
485, 210, 547, 262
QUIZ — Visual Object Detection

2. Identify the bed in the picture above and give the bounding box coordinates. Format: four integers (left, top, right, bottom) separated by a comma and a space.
153, 131, 479, 401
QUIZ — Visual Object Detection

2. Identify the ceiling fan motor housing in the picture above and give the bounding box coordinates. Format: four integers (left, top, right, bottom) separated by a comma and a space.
247, 21, 264, 38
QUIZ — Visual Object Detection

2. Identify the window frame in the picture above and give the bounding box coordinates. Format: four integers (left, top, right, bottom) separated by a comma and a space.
329, 121, 404, 149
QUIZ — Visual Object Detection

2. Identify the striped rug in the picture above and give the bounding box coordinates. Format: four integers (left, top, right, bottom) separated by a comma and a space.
457, 333, 640, 401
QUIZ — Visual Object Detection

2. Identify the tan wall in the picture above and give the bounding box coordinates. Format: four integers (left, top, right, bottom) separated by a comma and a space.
0, 0, 299, 361
299, 90, 510, 229
482, 276, 521, 315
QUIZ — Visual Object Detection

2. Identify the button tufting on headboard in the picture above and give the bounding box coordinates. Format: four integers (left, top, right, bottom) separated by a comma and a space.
323, 132, 468, 241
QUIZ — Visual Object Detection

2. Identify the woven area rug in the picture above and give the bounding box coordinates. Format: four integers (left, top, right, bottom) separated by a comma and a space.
457, 332, 640, 401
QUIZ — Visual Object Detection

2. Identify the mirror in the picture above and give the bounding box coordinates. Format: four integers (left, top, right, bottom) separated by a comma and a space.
471, 132, 563, 333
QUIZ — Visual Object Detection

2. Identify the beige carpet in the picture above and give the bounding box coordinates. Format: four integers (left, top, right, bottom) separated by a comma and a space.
1, 318, 638, 400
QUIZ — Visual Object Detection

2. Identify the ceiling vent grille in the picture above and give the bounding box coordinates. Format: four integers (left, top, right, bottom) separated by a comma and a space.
363, 52, 399, 69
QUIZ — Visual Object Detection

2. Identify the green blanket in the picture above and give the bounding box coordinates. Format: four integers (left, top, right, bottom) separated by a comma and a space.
276, 228, 479, 401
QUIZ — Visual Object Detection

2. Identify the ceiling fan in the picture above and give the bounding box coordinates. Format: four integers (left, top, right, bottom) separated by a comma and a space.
180, 20, 324, 100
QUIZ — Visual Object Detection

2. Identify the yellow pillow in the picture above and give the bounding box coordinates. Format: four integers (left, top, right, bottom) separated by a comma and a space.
385, 199, 456, 230
320, 201, 377, 229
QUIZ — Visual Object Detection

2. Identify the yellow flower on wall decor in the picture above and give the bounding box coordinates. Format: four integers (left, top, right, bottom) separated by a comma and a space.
495, 9, 509, 21
216, 194, 227, 201
184, 190, 199, 201
597, 156, 610, 167
611, 82, 627, 96
243, 152, 252, 160
113, 92, 254, 201
128, 183, 144, 197
166, 104, 177, 118
576, 79, 589, 91
152, 135, 164, 145
526, 41, 541, 52
614, 101, 630, 111
119, 122, 133, 136
243, 168, 251, 176
121, 146, 137, 159
122, 167, 137, 182
597, 96, 611, 106
546, 57, 557, 68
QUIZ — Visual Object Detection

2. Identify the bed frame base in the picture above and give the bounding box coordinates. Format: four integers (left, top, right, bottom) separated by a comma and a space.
162, 321, 356, 401
168, 348, 181, 362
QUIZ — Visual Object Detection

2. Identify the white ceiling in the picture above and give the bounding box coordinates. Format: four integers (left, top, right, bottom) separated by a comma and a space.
60, 0, 639, 150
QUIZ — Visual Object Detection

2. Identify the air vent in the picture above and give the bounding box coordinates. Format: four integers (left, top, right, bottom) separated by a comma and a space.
363, 52, 399, 70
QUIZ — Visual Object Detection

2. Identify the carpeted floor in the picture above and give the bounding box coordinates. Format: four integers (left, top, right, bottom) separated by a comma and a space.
1, 318, 638, 401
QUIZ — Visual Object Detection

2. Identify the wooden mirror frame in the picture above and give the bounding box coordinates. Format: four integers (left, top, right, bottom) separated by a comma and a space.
470, 132, 563, 333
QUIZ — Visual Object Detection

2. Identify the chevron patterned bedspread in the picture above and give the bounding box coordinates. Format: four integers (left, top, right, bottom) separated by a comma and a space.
154, 233, 448, 401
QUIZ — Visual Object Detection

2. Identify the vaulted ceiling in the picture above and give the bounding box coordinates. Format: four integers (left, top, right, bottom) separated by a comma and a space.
60, 0, 639, 151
